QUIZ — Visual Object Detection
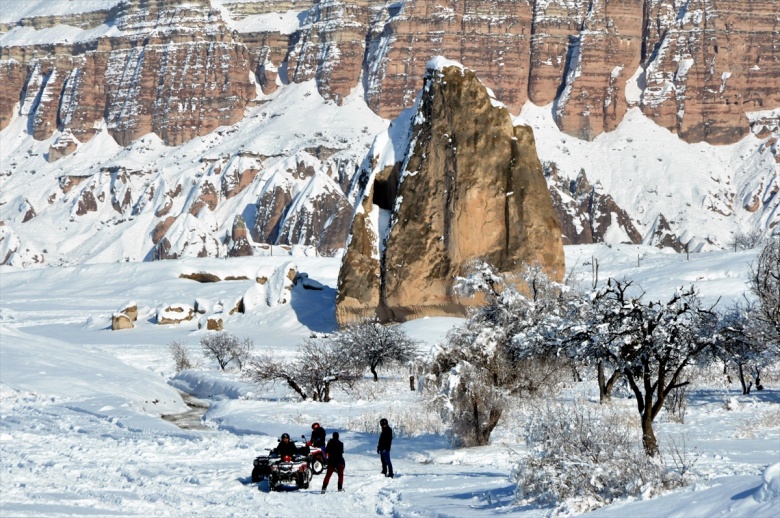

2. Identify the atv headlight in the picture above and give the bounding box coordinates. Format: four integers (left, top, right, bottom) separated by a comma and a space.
254, 459, 260, 467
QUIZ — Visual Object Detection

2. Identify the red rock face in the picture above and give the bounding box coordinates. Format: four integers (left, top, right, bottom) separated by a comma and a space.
2, 0, 777, 146
367, 0, 534, 117
640, 0, 780, 144
1, 0, 253, 146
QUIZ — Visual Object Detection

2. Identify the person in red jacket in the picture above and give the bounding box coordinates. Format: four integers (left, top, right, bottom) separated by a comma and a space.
321, 432, 345, 493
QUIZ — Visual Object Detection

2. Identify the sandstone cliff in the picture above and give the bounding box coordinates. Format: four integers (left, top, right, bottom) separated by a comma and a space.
336, 59, 565, 325
4, 0, 777, 148
0, 0, 777, 266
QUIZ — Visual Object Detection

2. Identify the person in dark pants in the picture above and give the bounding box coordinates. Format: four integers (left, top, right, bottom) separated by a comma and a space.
321, 432, 345, 493
377, 418, 393, 478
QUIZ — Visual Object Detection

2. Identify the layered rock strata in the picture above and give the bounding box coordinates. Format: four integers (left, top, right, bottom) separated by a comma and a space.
5, 0, 775, 149
336, 60, 565, 325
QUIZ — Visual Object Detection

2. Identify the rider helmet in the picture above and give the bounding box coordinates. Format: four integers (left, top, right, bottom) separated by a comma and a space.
281, 433, 290, 440
380, 418, 388, 426
312, 422, 319, 429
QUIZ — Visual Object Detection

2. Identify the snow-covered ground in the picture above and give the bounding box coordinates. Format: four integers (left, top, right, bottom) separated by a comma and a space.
1, 245, 779, 516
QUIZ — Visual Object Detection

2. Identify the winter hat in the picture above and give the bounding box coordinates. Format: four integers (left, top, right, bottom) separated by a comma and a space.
332, 432, 339, 439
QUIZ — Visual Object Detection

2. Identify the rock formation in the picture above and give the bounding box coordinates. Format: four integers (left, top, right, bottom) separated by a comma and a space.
111, 313, 134, 330
546, 166, 642, 246
0, 0, 777, 265
3, 0, 776, 147
336, 59, 565, 325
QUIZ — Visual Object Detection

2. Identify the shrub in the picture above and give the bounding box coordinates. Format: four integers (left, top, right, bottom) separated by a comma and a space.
200, 332, 252, 371
169, 341, 195, 372
515, 400, 686, 514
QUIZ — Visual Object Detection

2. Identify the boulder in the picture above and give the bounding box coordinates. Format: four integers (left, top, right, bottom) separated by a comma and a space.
119, 302, 138, 322
198, 315, 223, 331
157, 304, 195, 325
112, 313, 134, 330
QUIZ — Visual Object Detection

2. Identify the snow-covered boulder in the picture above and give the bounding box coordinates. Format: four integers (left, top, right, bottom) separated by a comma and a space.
111, 312, 133, 330
194, 297, 212, 314
119, 301, 138, 321
198, 314, 223, 331
157, 303, 195, 325
255, 264, 276, 285
756, 462, 780, 503
266, 261, 297, 306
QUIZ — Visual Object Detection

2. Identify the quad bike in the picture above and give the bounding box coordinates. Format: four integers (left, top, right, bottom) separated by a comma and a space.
251, 438, 314, 490
267, 453, 312, 491
301, 435, 325, 475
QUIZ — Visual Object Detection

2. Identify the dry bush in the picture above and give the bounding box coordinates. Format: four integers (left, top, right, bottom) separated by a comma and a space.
345, 400, 447, 438
169, 341, 196, 372
515, 400, 687, 514
200, 332, 252, 371
734, 406, 780, 439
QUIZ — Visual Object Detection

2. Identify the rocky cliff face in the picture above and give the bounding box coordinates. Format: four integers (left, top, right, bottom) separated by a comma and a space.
6, 0, 773, 148
336, 60, 565, 325
0, 0, 777, 267
1, 0, 254, 148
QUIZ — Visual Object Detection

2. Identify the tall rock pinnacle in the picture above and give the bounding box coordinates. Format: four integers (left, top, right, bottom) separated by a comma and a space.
336, 58, 565, 325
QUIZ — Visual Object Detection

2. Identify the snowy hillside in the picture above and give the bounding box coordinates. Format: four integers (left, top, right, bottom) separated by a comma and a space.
1, 245, 778, 516
2, 74, 777, 267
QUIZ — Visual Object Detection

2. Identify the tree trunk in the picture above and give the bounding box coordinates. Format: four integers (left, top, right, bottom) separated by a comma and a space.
641, 414, 659, 456
737, 363, 750, 394
597, 363, 620, 403
323, 382, 331, 402
370, 365, 379, 382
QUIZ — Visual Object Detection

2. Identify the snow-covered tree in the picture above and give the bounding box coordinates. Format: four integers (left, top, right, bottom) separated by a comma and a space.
566, 280, 718, 456
331, 318, 420, 381
427, 262, 571, 447
200, 332, 252, 371
750, 237, 780, 336
715, 302, 772, 394
246, 338, 362, 402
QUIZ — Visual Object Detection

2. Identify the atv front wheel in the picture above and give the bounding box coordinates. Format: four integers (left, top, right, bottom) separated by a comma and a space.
251, 467, 264, 483
311, 459, 324, 475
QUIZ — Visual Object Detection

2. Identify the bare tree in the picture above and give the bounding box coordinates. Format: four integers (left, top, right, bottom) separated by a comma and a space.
245, 338, 362, 402
169, 341, 195, 372
332, 318, 420, 381
728, 228, 765, 251
749, 237, 780, 336
567, 280, 718, 456
714, 302, 772, 394
246, 353, 309, 400
200, 332, 253, 371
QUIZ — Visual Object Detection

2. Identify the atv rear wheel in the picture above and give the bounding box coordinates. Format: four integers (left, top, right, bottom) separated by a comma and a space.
311, 459, 324, 475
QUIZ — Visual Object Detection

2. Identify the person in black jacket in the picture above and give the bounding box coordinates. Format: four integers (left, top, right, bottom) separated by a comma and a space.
310, 422, 326, 448
377, 418, 393, 478
272, 433, 298, 458
320, 432, 345, 493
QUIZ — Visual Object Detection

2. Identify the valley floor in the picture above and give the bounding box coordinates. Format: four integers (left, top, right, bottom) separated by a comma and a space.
1, 246, 778, 517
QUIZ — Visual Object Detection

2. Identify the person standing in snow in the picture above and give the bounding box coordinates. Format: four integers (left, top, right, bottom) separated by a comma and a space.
321, 432, 345, 493
377, 418, 393, 478
310, 422, 326, 448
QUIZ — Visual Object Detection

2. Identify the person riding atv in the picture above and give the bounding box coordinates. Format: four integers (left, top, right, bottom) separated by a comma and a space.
273, 433, 299, 458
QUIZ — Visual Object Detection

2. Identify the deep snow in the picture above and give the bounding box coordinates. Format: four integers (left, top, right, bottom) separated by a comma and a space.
1, 245, 778, 517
